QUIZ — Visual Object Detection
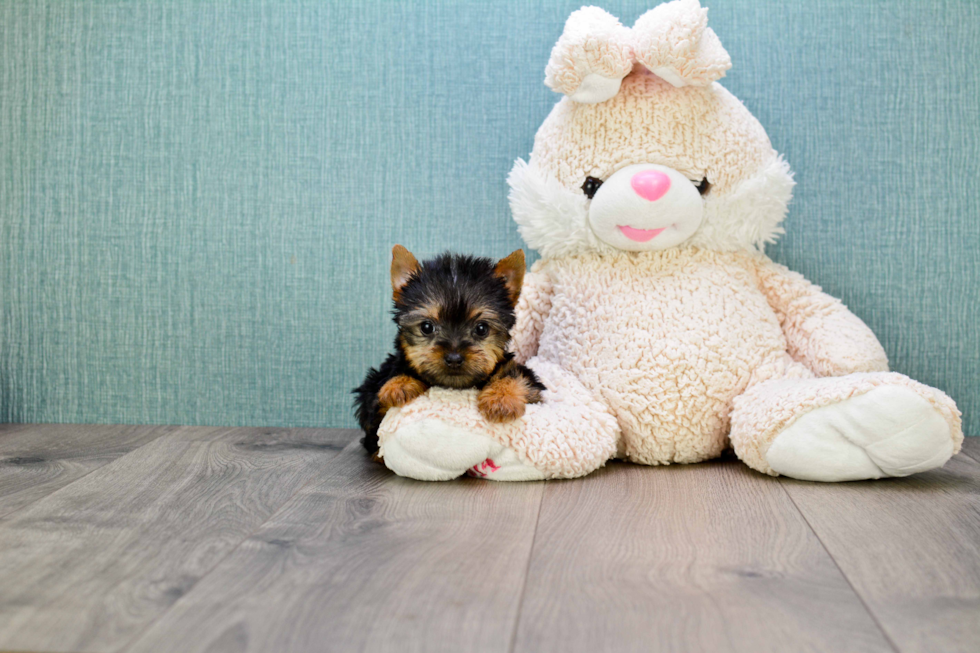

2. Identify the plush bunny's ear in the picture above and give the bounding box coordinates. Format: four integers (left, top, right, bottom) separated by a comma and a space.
544, 7, 634, 104
632, 0, 731, 88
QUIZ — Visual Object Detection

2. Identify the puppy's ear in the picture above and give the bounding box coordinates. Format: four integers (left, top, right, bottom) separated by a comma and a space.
494, 249, 526, 307
391, 245, 420, 300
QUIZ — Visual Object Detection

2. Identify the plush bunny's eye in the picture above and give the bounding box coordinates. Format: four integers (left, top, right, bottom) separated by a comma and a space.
695, 178, 711, 195
581, 176, 604, 199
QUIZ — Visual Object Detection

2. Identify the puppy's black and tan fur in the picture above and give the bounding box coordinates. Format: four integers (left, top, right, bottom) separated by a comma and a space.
353, 245, 546, 457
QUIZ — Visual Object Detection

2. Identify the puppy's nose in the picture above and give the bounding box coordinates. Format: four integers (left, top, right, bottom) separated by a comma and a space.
631, 170, 671, 201
444, 352, 464, 368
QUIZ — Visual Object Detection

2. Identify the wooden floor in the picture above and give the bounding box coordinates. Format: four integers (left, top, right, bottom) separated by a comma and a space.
0, 425, 977, 653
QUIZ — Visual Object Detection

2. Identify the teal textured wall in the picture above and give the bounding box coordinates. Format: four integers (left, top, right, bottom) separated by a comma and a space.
1, 1, 977, 434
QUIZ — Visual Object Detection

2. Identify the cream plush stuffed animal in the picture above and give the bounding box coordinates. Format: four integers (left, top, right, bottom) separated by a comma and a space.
377, 0, 963, 482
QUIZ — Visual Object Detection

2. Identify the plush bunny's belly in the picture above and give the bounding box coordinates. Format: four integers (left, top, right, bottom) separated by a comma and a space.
536, 249, 788, 465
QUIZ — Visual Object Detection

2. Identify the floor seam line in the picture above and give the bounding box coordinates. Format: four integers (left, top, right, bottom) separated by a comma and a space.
779, 482, 902, 653
506, 483, 546, 653
0, 425, 177, 523
117, 436, 360, 652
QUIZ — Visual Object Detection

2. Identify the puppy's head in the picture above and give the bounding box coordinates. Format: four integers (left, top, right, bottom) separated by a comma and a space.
390, 246, 524, 388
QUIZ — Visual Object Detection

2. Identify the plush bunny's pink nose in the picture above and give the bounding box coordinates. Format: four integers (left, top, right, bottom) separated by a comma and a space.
631, 170, 671, 201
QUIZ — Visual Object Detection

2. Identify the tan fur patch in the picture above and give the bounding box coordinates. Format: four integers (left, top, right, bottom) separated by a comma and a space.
418, 303, 441, 322
400, 341, 454, 385
494, 249, 526, 307
401, 339, 503, 389
468, 307, 493, 322
391, 245, 420, 302
478, 376, 531, 423
469, 343, 504, 378
401, 303, 441, 325
378, 375, 428, 411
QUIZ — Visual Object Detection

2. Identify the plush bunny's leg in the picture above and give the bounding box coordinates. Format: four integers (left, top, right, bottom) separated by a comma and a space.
730, 372, 962, 481
378, 358, 619, 482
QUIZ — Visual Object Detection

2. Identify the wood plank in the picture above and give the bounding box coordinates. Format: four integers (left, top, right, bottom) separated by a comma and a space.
782, 451, 980, 653
958, 437, 980, 463
0, 423, 171, 519
512, 458, 894, 653
126, 441, 544, 653
0, 426, 355, 653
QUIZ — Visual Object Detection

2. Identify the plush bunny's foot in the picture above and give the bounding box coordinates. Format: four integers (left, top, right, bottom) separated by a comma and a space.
766, 386, 955, 481
731, 372, 962, 482
381, 417, 544, 482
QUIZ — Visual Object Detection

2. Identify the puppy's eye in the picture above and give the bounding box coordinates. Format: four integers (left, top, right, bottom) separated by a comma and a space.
420, 321, 435, 335
581, 176, 604, 199
695, 178, 711, 196
474, 322, 489, 338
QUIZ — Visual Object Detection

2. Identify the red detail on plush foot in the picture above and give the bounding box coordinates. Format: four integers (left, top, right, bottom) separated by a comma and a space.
468, 458, 500, 478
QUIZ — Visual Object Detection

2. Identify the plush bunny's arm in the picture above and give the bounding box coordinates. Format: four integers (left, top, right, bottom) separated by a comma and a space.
509, 267, 554, 365
752, 258, 889, 377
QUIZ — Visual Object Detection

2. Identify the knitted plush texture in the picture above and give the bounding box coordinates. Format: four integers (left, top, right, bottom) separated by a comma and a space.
752, 259, 891, 376
531, 249, 790, 465
632, 0, 731, 87
379, 0, 963, 482
544, 7, 634, 98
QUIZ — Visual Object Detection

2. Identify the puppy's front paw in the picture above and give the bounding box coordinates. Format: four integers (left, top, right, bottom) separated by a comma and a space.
478, 378, 529, 423
378, 375, 428, 411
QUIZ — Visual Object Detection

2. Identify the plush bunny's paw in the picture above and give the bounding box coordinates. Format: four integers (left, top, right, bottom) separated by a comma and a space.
381, 417, 544, 482
765, 385, 956, 482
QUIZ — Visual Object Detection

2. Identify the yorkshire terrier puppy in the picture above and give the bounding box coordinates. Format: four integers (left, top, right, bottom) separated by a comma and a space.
353, 245, 546, 458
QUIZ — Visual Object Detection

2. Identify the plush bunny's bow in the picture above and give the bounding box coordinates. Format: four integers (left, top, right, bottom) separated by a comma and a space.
544, 0, 731, 103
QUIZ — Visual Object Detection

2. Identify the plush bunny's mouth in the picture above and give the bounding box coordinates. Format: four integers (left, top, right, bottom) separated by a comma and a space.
618, 225, 668, 242
585, 163, 704, 252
